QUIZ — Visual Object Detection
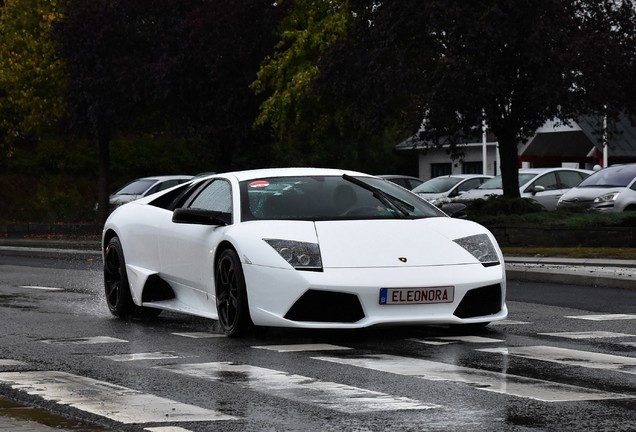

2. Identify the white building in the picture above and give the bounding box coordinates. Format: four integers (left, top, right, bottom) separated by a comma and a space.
397, 115, 636, 180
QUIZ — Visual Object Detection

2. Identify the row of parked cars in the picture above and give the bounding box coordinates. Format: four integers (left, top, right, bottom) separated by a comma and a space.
110, 164, 636, 214
386, 164, 636, 212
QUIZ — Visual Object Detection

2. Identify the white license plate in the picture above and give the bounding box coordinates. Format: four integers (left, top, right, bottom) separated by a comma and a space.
379, 287, 454, 305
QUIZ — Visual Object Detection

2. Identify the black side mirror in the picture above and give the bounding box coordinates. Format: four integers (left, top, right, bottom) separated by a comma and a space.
172, 208, 231, 226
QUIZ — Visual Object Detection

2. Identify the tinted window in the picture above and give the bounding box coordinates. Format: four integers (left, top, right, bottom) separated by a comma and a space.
240, 175, 444, 222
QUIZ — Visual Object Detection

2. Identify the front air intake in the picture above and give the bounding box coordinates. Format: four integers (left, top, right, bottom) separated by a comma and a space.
285, 290, 365, 323
453, 284, 502, 319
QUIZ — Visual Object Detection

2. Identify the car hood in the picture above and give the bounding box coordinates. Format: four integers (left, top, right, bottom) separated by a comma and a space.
457, 189, 502, 200
314, 218, 487, 268
560, 187, 625, 201
109, 194, 142, 205
416, 192, 447, 200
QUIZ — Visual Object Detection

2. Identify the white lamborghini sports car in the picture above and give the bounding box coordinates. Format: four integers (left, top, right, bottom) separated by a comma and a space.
102, 168, 507, 337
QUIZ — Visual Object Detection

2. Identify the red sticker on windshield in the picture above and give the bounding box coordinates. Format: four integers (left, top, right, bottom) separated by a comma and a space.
249, 180, 270, 188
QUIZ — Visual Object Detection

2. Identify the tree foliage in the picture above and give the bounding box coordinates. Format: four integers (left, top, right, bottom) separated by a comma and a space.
257, 0, 636, 194
0, 0, 66, 162
53, 0, 283, 222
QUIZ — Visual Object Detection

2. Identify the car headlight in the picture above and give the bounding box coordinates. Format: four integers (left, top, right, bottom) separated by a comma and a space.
264, 239, 323, 271
593, 192, 620, 204
454, 234, 499, 267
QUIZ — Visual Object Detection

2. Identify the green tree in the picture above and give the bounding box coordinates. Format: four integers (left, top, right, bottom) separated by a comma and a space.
0, 0, 66, 167
257, 0, 636, 194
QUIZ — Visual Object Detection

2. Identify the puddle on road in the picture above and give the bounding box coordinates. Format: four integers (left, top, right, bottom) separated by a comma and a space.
0, 395, 109, 431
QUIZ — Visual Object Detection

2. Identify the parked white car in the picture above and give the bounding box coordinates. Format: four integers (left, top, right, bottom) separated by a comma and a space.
456, 168, 592, 210
557, 164, 636, 212
412, 174, 493, 205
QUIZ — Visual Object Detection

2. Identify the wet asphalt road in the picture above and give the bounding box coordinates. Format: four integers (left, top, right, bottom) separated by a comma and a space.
0, 252, 635, 431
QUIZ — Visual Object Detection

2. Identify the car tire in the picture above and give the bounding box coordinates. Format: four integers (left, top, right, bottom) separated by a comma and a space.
215, 248, 253, 337
104, 236, 136, 317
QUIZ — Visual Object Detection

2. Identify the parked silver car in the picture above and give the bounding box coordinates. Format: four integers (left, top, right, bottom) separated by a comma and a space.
557, 164, 636, 212
456, 168, 592, 210
377, 175, 424, 190
412, 174, 493, 205
109, 175, 194, 210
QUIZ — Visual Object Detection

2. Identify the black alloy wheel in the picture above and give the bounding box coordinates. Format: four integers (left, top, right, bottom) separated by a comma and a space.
215, 248, 252, 337
104, 236, 135, 317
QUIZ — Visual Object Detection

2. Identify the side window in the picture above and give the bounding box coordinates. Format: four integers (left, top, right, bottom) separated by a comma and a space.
558, 171, 585, 188
157, 180, 180, 192
532, 172, 558, 191
145, 183, 162, 195
189, 180, 232, 213
458, 178, 480, 193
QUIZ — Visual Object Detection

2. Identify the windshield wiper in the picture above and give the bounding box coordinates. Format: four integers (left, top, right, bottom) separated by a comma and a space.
342, 174, 413, 218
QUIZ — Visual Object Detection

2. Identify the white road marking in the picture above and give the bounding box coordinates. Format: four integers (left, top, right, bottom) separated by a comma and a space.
313, 354, 631, 402
145, 427, 194, 432
40, 336, 128, 345
411, 336, 503, 345
0, 371, 238, 424
171, 332, 224, 338
565, 314, 636, 321
18, 285, 63, 291
157, 362, 438, 413
0, 359, 26, 366
102, 352, 194, 362
489, 320, 531, 325
620, 342, 636, 347
410, 340, 452, 346
478, 346, 636, 375
252, 344, 353, 352
539, 331, 635, 339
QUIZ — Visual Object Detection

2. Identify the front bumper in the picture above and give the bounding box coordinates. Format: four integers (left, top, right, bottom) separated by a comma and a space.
243, 263, 507, 329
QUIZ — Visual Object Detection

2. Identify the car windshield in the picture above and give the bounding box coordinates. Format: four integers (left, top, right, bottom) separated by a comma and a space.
576, 165, 636, 188
412, 177, 463, 193
240, 175, 445, 221
114, 179, 156, 195
477, 173, 537, 190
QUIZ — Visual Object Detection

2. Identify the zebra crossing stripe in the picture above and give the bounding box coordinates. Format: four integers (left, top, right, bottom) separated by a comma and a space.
18, 285, 63, 291
144, 427, 194, 432
539, 331, 635, 339
102, 352, 194, 362
312, 354, 632, 402
0, 371, 238, 424
252, 344, 352, 352
156, 362, 438, 413
0, 359, 26, 366
411, 336, 503, 345
40, 336, 128, 345
478, 346, 636, 375
565, 314, 636, 321
171, 332, 224, 338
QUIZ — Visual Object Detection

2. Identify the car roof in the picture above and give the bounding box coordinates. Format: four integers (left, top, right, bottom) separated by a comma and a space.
518, 167, 592, 174
212, 167, 372, 182
433, 174, 492, 179
135, 175, 194, 181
